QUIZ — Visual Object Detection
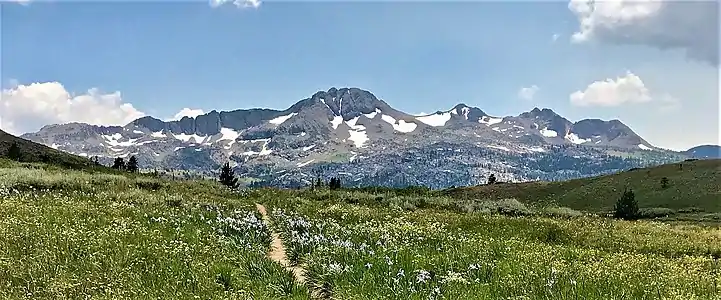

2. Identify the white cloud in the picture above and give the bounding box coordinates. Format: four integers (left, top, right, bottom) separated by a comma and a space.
552, 33, 561, 42
0, 82, 145, 135
568, 0, 719, 65
569, 71, 653, 107
168, 108, 205, 121
518, 85, 539, 101
209, 0, 261, 9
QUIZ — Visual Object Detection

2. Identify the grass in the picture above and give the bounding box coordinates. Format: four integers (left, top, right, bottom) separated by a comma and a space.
261, 190, 721, 299
2, 159, 720, 299
444, 159, 721, 214
0, 160, 308, 300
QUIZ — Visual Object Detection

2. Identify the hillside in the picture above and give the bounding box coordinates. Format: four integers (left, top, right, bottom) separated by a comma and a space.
0, 129, 94, 169
1, 158, 719, 299
444, 159, 721, 213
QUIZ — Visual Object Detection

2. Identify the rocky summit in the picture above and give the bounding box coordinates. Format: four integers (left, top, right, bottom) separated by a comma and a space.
22, 87, 685, 188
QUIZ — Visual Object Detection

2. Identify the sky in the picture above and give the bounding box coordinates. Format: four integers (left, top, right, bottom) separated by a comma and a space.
1, 0, 719, 151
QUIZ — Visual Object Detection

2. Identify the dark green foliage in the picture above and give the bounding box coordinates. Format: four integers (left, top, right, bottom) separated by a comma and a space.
314, 177, 323, 189
487, 174, 496, 185
660, 177, 669, 189
111, 158, 126, 170
614, 189, 639, 220
126, 156, 139, 173
7, 142, 21, 161
219, 162, 239, 189
91, 156, 100, 165
328, 177, 341, 190
638, 207, 675, 219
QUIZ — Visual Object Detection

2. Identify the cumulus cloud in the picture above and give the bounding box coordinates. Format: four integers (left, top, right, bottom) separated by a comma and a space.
518, 85, 540, 101
209, 0, 261, 9
168, 108, 205, 121
0, 82, 145, 135
569, 71, 653, 107
568, 0, 719, 65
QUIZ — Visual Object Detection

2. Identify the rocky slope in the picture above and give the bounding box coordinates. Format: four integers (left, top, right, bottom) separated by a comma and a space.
21, 87, 685, 188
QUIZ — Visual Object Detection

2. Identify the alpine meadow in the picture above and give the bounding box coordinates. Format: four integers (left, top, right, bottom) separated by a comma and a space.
2, 1, 720, 299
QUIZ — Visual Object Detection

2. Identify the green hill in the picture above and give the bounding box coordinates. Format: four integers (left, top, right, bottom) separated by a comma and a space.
0, 129, 95, 169
444, 159, 721, 214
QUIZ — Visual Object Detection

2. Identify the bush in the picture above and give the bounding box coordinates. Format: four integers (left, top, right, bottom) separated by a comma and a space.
542, 206, 583, 218
462, 199, 533, 217
638, 207, 676, 219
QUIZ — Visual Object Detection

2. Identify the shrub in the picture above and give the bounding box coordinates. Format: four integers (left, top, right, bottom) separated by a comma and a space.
638, 207, 676, 219
465, 199, 533, 217
542, 206, 583, 218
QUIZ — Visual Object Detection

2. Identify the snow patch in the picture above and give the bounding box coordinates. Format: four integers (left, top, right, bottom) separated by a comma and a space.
174, 147, 185, 151
218, 128, 240, 141
347, 127, 369, 148
302, 144, 316, 151
479, 116, 503, 126
486, 145, 510, 151
296, 159, 315, 168
133, 130, 143, 134
269, 113, 297, 125
638, 144, 651, 150
539, 128, 558, 138
565, 132, 589, 144
50, 143, 60, 149
330, 116, 344, 129
173, 133, 208, 143
151, 131, 166, 138
416, 112, 451, 127
381, 114, 417, 133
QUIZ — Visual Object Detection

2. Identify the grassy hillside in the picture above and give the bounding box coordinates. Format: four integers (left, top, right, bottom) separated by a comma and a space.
0, 130, 94, 169
444, 159, 721, 214
1, 160, 720, 299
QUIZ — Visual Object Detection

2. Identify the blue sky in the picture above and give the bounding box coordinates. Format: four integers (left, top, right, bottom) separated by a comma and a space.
1, 0, 718, 150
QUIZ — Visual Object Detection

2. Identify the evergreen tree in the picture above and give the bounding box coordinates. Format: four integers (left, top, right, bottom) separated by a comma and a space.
126, 156, 139, 173
111, 157, 126, 170
91, 156, 100, 165
7, 142, 21, 161
315, 177, 323, 189
614, 188, 639, 220
329, 177, 341, 190
660, 177, 669, 189
219, 162, 239, 189
487, 174, 497, 185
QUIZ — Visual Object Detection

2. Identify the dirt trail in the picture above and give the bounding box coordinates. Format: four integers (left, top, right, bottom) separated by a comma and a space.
255, 203, 307, 283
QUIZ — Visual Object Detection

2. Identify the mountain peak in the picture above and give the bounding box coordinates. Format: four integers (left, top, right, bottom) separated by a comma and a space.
311, 87, 384, 118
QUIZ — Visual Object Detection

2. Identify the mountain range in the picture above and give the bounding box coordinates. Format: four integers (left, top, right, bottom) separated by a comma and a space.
21, 87, 691, 188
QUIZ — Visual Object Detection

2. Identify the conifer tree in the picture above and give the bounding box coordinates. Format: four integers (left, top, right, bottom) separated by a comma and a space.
126, 156, 139, 173
660, 177, 669, 189
487, 174, 497, 185
112, 157, 126, 170
7, 142, 21, 161
614, 188, 639, 220
219, 162, 239, 189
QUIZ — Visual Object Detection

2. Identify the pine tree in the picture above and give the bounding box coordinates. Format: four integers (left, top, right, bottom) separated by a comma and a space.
315, 177, 323, 189
614, 188, 639, 220
111, 157, 126, 170
488, 174, 497, 185
219, 162, 238, 189
126, 156, 139, 173
7, 142, 21, 161
660, 177, 669, 189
